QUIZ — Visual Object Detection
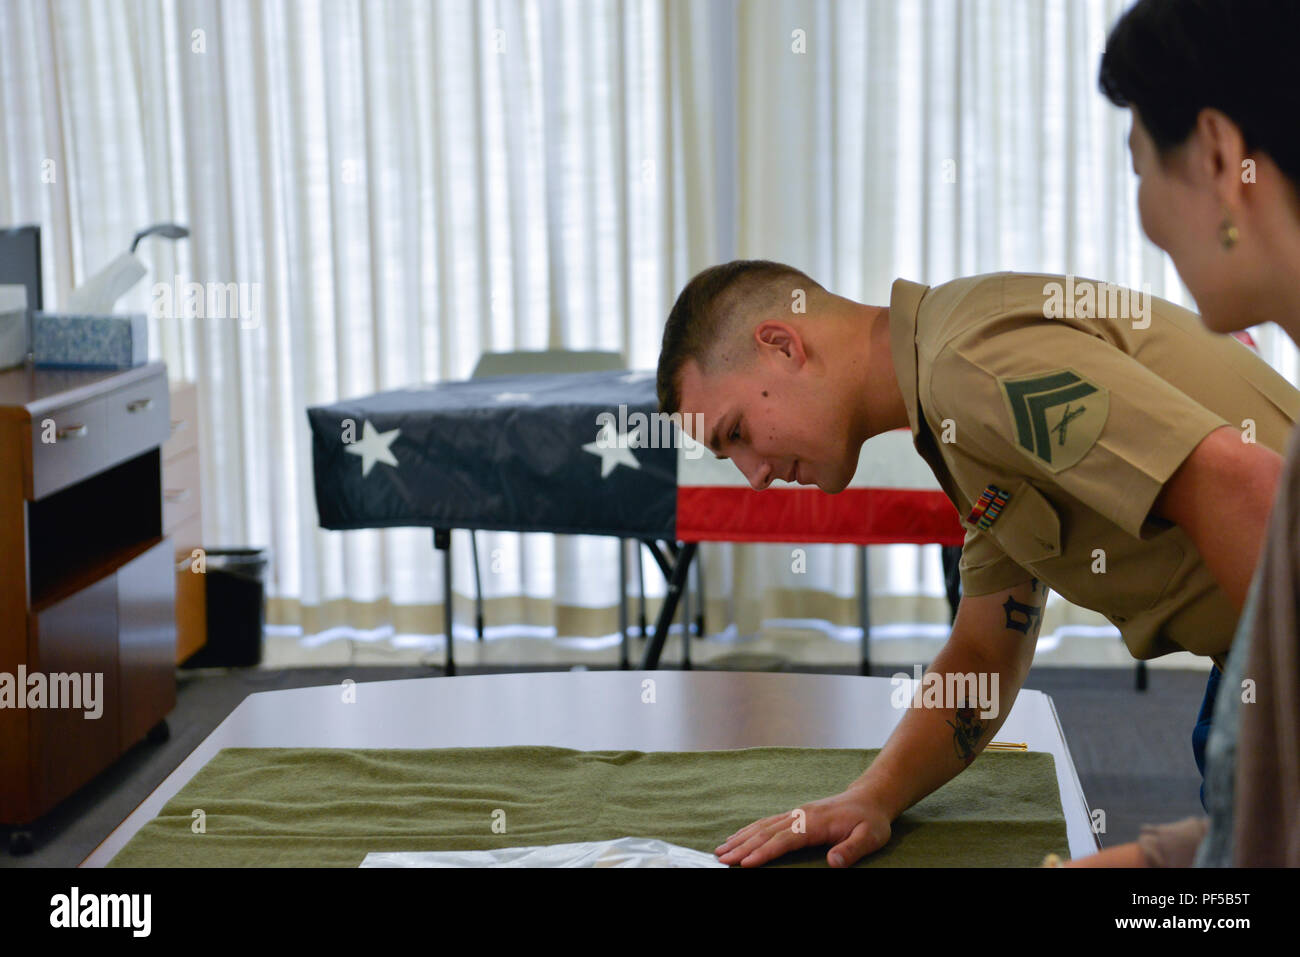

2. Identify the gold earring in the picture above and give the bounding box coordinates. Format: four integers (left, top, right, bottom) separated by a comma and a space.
1219, 208, 1239, 250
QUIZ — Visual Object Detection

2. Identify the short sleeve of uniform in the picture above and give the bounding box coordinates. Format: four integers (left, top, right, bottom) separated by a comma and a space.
929, 299, 1230, 543
958, 525, 1035, 597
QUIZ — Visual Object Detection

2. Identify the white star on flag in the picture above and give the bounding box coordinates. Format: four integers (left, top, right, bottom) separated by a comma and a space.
582, 420, 641, 478
493, 391, 533, 402
344, 419, 401, 477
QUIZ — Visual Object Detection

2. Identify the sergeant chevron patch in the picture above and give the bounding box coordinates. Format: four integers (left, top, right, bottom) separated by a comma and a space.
998, 369, 1109, 472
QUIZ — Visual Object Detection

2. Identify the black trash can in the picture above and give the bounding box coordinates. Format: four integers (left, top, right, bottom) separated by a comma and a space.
182, 547, 269, 668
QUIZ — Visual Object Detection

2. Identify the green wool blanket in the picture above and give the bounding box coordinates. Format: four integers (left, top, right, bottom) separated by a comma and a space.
106, 745, 1069, 867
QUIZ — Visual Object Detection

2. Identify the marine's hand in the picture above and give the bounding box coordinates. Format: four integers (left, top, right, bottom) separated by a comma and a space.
714, 786, 891, 868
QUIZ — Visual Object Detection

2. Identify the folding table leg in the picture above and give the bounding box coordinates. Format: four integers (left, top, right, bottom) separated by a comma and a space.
694, 552, 706, 641
940, 545, 962, 624
858, 545, 871, 676
618, 538, 630, 669
640, 542, 697, 669
470, 531, 485, 640
682, 558, 693, 670
636, 543, 647, 641
434, 528, 456, 677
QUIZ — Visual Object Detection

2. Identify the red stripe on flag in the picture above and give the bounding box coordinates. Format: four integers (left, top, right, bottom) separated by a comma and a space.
676, 486, 964, 545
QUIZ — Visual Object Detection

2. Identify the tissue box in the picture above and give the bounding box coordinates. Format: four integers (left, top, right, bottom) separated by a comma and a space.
32, 311, 148, 369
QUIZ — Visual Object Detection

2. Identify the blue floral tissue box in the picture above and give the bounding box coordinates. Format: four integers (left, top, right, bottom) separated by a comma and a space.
32, 312, 148, 369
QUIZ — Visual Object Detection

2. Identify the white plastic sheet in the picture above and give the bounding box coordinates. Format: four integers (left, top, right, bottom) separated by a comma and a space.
359, 836, 728, 868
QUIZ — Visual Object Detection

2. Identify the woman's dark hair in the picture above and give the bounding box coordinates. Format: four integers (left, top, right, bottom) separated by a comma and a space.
1099, 0, 1300, 186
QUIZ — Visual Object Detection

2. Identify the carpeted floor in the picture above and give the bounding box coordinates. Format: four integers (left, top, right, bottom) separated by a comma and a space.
0, 661, 1210, 868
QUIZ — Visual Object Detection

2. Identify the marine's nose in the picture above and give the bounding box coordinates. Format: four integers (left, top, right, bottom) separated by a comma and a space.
746, 462, 773, 490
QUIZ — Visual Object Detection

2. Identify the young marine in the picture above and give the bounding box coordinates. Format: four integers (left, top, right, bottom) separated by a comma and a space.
655, 263, 1299, 867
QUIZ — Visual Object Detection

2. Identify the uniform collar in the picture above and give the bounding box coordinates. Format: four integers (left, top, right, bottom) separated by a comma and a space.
887, 278, 930, 438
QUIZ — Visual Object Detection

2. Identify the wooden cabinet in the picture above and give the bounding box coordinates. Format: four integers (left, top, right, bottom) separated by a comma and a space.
32, 575, 120, 814
0, 360, 178, 829
117, 540, 178, 748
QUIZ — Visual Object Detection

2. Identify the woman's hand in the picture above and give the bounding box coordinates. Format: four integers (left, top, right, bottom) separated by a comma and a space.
1062, 842, 1147, 867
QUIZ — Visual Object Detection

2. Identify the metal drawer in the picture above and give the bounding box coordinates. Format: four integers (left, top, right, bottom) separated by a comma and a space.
162, 447, 201, 532
100, 373, 171, 472
163, 382, 197, 462
28, 396, 106, 500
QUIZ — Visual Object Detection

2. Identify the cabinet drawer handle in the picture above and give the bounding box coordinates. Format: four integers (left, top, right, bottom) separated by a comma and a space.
164, 488, 193, 503
170, 418, 189, 434
56, 424, 88, 440
127, 397, 154, 413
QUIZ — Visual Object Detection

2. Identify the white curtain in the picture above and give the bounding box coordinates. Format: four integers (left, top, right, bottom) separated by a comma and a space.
2, 0, 1295, 655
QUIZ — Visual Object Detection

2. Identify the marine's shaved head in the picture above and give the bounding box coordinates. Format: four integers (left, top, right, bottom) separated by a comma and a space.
656, 260, 830, 415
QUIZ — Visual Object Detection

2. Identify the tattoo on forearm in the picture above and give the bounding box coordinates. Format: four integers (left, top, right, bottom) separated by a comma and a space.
947, 707, 986, 764
1002, 595, 1042, 634
949, 581, 1046, 764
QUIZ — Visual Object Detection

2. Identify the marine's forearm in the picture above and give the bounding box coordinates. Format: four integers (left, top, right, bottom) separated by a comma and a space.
848, 577, 1046, 820
848, 639, 1029, 820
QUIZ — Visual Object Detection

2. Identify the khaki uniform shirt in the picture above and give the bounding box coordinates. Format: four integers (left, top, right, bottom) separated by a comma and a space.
889, 272, 1300, 663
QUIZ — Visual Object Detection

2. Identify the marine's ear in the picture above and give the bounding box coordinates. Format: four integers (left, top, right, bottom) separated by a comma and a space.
753, 319, 808, 367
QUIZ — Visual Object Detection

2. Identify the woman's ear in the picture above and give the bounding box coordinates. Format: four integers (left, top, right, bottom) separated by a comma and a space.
1193, 107, 1250, 204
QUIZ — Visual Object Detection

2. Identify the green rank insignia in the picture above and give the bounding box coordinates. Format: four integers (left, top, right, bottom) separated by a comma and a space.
998, 369, 1109, 473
